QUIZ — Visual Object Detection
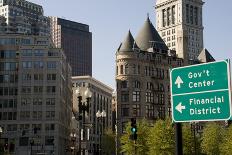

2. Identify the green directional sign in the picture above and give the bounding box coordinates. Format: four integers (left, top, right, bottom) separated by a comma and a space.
170, 60, 231, 122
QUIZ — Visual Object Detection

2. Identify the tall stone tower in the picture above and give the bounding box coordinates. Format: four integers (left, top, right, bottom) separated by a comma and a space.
155, 0, 204, 60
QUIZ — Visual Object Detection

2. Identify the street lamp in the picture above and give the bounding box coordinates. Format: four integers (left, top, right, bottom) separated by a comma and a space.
75, 86, 92, 155
96, 110, 106, 155
30, 139, 34, 155
70, 132, 77, 155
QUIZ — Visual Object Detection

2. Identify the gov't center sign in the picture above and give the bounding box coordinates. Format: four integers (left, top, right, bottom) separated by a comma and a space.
170, 60, 231, 122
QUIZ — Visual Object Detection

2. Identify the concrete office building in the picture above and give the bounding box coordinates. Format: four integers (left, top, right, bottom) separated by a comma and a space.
0, 34, 72, 155
50, 17, 92, 76
0, 0, 49, 35
72, 76, 113, 154
115, 17, 214, 135
155, 0, 204, 60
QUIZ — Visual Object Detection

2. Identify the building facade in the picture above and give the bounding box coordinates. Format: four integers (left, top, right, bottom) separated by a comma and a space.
115, 17, 214, 136
155, 0, 204, 60
72, 76, 113, 154
50, 17, 92, 76
0, 0, 49, 35
0, 34, 73, 155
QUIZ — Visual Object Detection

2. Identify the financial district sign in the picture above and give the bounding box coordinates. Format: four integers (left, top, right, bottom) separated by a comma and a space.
170, 60, 231, 122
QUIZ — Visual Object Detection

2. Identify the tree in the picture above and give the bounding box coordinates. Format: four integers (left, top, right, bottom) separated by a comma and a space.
101, 128, 116, 155
182, 123, 196, 155
120, 119, 150, 155
201, 122, 225, 155
147, 118, 175, 155
220, 124, 232, 155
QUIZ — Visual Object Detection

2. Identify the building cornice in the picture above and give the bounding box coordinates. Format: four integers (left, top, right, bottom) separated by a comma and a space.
72, 76, 114, 94
155, 0, 178, 9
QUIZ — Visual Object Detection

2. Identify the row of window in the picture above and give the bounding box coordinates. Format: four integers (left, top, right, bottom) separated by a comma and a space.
0, 99, 17, 108
121, 106, 170, 132
20, 50, 59, 57
19, 111, 55, 120
120, 90, 166, 104
162, 29, 176, 37
186, 4, 199, 25
0, 74, 18, 83
0, 112, 17, 120
22, 73, 56, 81
22, 61, 58, 69
0, 87, 17, 96
162, 6, 176, 27
21, 86, 56, 94
0, 62, 18, 71
0, 50, 16, 58
116, 64, 140, 75
121, 104, 140, 117
20, 98, 55, 106
119, 80, 168, 92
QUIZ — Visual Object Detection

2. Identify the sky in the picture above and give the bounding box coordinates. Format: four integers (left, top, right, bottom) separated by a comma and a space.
30, 0, 232, 89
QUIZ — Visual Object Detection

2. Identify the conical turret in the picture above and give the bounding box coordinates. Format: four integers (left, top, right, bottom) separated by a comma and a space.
135, 17, 168, 51
118, 30, 138, 52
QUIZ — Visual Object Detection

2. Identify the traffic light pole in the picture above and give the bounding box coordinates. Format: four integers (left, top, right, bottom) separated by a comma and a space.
175, 123, 183, 155
134, 140, 136, 155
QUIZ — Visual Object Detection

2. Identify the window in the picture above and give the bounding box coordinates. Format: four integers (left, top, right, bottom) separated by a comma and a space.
20, 111, 30, 120
21, 49, 32, 56
190, 5, 193, 24
120, 65, 123, 74
121, 91, 129, 102
21, 86, 31, 93
132, 91, 140, 102
162, 9, 166, 27
46, 98, 55, 105
22, 74, 31, 81
34, 74, 43, 80
32, 111, 42, 119
45, 136, 54, 145
33, 98, 42, 105
46, 111, 55, 119
167, 7, 170, 26
45, 124, 55, 131
22, 61, 32, 68
34, 50, 44, 56
47, 86, 56, 93
21, 98, 31, 106
194, 7, 198, 25
125, 64, 129, 74
133, 81, 140, 89
146, 82, 153, 90
116, 66, 118, 75
146, 92, 154, 103
132, 104, 140, 117
47, 61, 57, 69
121, 104, 129, 116
172, 6, 175, 24
34, 86, 43, 93
34, 61, 43, 69
0, 50, 16, 58
121, 81, 128, 88
158, 107, 165, 119
186, 4, 189, 23
157, 94, 165, 105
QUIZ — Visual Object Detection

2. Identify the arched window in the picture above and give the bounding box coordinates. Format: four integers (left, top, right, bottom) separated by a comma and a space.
120, 65, 123, 74
125, 64, 129, 74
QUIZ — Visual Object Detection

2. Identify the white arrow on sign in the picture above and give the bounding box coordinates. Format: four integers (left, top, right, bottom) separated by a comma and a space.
175, 76, 183, 88
175, 102, 185, 113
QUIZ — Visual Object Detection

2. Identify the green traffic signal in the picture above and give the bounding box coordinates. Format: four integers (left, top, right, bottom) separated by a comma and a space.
131, 127, 137, 133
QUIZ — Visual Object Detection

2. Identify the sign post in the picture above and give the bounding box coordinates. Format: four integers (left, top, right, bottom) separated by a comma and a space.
171, 60, 231, 122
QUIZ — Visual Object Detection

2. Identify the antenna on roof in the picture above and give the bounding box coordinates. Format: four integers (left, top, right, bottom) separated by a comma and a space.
147, 13, 149, 19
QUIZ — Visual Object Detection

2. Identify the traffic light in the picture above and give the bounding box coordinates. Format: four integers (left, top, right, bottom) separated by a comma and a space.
4, 143, 8, 151
130, 118, 137, 140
